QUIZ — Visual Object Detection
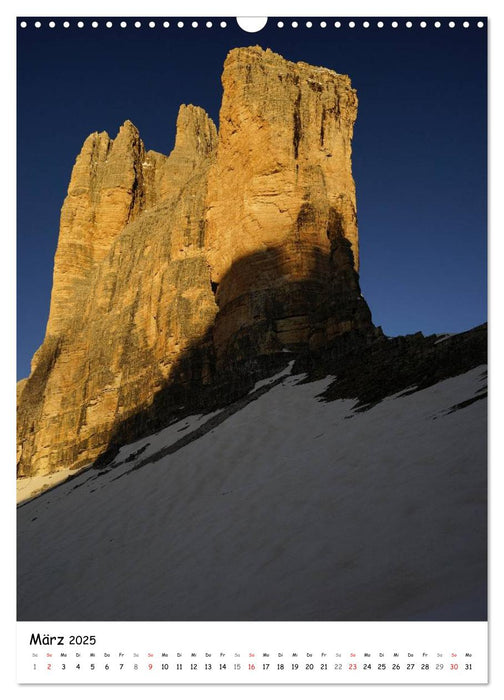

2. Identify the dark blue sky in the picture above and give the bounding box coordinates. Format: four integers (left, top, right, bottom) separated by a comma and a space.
17, 17, 487, 379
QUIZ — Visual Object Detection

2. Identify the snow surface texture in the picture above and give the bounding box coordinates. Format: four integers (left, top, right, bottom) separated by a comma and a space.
17, 366, 487, 622
16, 466, 78, 504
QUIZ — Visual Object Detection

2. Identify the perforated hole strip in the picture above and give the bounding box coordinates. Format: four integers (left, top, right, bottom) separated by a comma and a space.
18, 17, 487, 31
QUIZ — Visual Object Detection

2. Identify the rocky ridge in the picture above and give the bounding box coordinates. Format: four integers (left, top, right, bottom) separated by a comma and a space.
17, 46, 486, 484
18, 104, 219, 477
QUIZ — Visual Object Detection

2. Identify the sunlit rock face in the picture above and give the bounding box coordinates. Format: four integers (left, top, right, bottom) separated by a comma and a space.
206, 47, 372, 364
17, 47, 375, 480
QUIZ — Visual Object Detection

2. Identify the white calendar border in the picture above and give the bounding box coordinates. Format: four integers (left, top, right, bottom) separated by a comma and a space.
4, 0, 502, 697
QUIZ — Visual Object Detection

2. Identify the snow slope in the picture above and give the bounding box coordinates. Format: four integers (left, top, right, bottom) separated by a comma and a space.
17, 365, 487, 622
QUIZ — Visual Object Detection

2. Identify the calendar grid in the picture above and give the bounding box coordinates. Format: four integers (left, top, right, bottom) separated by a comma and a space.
17, 621, 488, 684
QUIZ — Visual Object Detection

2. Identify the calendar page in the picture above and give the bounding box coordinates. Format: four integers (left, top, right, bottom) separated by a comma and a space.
16, 6, 488, 686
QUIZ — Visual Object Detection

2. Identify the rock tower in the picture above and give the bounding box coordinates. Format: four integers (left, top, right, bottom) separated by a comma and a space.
17, 47, 375, 479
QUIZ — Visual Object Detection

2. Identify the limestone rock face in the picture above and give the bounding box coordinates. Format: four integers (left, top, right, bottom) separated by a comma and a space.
206, 47, 372, 364
18, 106, 219, 477
17, 47, 375, 481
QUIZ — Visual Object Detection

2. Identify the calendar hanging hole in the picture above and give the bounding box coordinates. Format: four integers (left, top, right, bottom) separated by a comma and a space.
236, 17, 268, 33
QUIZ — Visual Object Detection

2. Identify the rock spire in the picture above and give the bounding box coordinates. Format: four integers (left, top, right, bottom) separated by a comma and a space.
17, 47, 375, 480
